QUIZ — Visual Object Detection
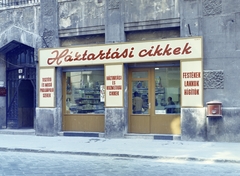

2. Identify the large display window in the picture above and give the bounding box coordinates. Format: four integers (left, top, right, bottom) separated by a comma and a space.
130, 66, 180, 115
65, 70, 105, 114
155, 67, 180, 114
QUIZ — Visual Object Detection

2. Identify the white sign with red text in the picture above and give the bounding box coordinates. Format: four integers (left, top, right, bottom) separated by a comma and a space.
181, 60, 203, 107
105, 64, 123, 107
39, 68, 55, 107
39, 37, 202, 67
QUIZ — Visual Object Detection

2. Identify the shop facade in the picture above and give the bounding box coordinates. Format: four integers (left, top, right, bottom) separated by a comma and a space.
38, 37, 203, 138
1, 0, 240, 142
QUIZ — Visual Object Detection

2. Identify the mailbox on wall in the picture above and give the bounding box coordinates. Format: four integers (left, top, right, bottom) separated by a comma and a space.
206, 101, 222, 117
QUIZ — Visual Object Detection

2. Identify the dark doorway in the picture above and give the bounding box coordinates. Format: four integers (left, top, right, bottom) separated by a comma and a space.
18, 80, 34, 128
6, 42, 36, 129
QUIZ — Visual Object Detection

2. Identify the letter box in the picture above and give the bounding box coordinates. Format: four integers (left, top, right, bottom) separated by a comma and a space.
206, 101, 222, 117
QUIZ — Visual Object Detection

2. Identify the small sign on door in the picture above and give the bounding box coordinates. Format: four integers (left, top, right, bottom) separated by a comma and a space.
0, 87, 6, 96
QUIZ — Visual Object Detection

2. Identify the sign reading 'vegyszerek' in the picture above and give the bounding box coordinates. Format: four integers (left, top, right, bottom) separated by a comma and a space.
39, 37, 202, 67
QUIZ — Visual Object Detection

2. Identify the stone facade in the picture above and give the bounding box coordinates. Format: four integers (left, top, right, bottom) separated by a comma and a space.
0, 0, 240, 142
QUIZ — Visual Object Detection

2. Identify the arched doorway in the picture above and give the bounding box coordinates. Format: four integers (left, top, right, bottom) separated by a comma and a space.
6, 42, 36, 129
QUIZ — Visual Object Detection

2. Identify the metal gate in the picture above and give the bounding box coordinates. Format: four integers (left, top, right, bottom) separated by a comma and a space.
6, 44, 36, 128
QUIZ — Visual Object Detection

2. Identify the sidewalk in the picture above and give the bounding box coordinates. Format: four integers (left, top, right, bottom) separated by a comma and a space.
0, 132, 240, 163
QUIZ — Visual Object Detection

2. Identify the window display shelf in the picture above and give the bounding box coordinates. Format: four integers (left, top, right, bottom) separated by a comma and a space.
78, 108, 105, 111
77, 103, 100, 105
71, 87, 104, 114
75, 98, 100, 100
155, 87, 165, 94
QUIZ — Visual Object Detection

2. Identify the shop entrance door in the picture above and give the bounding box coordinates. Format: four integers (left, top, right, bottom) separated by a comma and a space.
129, 68, 151, 133
129, 68, 181, 134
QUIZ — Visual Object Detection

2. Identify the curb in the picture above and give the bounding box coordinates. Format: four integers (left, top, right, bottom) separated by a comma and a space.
0, 147, 240, 164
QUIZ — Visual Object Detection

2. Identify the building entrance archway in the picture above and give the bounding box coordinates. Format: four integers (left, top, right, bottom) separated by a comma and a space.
6, 43, 36, 129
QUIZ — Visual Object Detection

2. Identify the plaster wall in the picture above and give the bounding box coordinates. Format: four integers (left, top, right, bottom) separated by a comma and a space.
124, 0, 180, 31
180, 0, 240, 142
58, 0, 180, 37
207, 108, 240, 142
35, 0, 61, 136
0, 4, 41, 49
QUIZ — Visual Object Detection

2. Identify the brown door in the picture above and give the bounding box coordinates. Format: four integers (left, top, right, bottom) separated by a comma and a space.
129, 68, 151, 133
129, 68, 181, 135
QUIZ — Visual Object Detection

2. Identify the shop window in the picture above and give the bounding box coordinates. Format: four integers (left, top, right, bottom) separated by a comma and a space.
132, 71, 148, 79
155, 67, 180, 114
132, 80, 149, 114
65, 70, 105, 114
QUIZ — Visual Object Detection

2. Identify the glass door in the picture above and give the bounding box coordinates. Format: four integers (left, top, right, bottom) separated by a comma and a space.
151, 67, 181, 134
129, 66, 181, 135
129, 69, 151, 133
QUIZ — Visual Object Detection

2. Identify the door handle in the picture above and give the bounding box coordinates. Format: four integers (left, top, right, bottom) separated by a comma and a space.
148, 103, 151, 109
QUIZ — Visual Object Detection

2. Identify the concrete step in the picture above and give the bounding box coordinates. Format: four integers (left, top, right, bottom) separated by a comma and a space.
125, 133, 181, 140
58, 131, 105, 138
58, 131, 181, 140
0, 129, 35, 135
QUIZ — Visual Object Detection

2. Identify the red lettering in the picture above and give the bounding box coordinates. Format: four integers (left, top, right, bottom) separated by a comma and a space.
119, 49, 128, 58
81, 50, 88, 60
184, 89, 199, 95
173, 47, 181, 55
106, 49, 111, 59
128, 47, 135, 58
147, 46, 155, 56
45, 42, 194, 66
74, 52, 81, 61
42, 77, 51, 82
65, 53, 73, 62
184, 81, 199, 87
139, 49, 148, 57
153, 45, 163, 56
43, 93, 51, 98
109, 91, 119, 96
162, 44, 172, 56
182, 72, 201, 78
87, 53, 95, 60
97, 50, 106, 60
47, 49, 68, 65
181, 43, 192, 55
138, 46, 154, 57
106, 76, 122, 80
44, 83, 52, 87
106, 86, 122, 90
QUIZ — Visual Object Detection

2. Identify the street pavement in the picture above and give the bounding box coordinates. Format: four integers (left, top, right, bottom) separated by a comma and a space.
0, 129, 240, 164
